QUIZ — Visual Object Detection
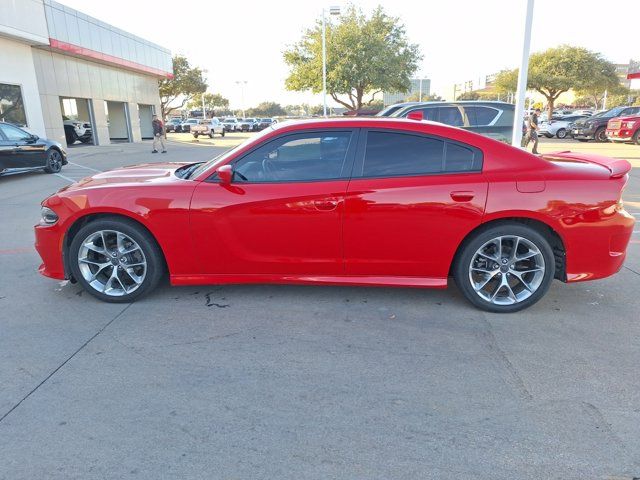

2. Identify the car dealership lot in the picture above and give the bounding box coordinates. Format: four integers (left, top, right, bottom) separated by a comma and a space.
1, 138, 640, 479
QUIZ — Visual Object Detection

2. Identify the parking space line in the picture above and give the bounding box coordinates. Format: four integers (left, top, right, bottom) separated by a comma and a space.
55, 173, 76, 183
67, 161, 102, 173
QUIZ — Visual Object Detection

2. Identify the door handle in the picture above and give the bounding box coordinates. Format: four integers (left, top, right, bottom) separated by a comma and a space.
450, 191, 475, 202
314, 198, 339, 211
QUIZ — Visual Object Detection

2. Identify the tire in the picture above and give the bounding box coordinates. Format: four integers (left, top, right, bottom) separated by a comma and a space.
65, 130, 77, 145
632, 130, 640, 145
193, 133, 199, 139
43, 148, 63, 173
453, 223, 555, 313
594, 127, 608, 142
221, 130, 225, 137
555, 128, 567, 139
68, 218, 165, 303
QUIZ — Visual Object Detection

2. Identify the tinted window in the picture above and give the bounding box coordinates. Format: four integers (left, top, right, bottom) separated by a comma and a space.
465, 106, 498, 126
0, 123, 31, 141
234, 131, 352, 182
438, 107, 464, 126
623, 107, 639, 115
413, 107, 438, 121
445, 143, 480, 172
363, 131, 444, 177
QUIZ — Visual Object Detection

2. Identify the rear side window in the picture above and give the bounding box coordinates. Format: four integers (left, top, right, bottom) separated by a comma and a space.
465, 106, 499, 126
438, 107, 464, 126
361, 131, 482, 177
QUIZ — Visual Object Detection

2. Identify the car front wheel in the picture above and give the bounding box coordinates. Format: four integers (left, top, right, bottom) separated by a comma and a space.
555, 128, 567, 139
69, 218, 164, 303
594, 127, 608, 142
453, 224, 555, 313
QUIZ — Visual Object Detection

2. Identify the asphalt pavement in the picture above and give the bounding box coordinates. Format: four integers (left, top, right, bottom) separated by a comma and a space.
0, 135, 639, 480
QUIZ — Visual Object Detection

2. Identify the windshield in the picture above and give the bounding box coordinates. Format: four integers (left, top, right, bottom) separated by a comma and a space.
376, 105, 403, 116
186, 126, 276, 179
602, 107, 625, 118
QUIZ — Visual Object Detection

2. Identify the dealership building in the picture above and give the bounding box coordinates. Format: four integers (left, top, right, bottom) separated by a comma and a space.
0, 0, 172, 147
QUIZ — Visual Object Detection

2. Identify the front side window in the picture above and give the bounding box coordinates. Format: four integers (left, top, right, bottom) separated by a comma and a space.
415, 107, 438, 121
233, 131, 353, 182
361, 130, 482, 178
0, 123, 31, 142
0, 83, 27, 126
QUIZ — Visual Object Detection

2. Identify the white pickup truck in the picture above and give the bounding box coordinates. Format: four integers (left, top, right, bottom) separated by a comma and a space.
190, 118, 225, 138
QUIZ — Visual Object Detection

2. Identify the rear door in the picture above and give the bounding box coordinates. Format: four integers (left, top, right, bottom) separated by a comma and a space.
343, 128, 488, 279
0, 123, 46, 169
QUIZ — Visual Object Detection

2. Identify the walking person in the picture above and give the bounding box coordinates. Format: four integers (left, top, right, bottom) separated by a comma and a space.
526, 108, 541, 154
152, 115, 167, 154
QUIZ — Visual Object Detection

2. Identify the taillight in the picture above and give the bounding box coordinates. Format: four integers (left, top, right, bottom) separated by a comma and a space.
622, 121, 635, 129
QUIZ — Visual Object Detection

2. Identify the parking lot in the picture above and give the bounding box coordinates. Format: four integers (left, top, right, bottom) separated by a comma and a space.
1, 136, 639, 479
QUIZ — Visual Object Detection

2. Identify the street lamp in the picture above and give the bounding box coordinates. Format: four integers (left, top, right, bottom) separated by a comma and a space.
201, 69, 208, 119
322, 5, 341, 117
235, 80, 248, 118
511, 0, 534, 147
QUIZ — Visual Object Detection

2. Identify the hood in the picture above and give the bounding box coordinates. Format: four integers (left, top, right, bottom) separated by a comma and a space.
57, 162, 187, 193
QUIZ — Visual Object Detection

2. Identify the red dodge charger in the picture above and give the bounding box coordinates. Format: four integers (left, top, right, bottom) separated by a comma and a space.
35, 118, 635, 312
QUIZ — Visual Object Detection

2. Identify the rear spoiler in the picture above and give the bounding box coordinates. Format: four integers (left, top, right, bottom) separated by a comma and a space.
543, 151, 632, 179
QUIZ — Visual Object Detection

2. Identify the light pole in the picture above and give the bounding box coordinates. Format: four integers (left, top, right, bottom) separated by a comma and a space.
512, 0, 534, 147
235, 80, 247, 118
201, 70, 208, 119
322, 6, 341, 117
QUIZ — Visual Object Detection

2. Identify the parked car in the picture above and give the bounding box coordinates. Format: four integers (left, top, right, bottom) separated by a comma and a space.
165, 118, 183, 133
62, 116, 92, 145
538, 115, 588, 139
180, 118, 201, 133
606, 114, 640, 144
34, 117, 634, 313
236, 118, 259, 132
256, 118, 277, 131
572, 109, 594, 116
571, 106, 640, 142
1, 122, 67, 176
191, 118, 225, 138
376, 102, 421, 117
222, 118, 239, 132
389, 101, 515, 143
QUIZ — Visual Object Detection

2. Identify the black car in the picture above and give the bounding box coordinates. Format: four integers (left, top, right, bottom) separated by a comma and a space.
375, 101, 421, 117
165, 118, 183, 133
0, 122, 67, 177
571, 106, 640, 142
389, 101, 515, 143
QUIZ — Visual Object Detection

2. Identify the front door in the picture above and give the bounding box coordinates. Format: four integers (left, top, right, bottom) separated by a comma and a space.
190, 129, 358, 275
0, 123, 46, 169
343, 129, 488, 279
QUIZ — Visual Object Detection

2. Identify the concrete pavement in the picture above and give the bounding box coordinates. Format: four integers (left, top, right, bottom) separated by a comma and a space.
1, 137, 639, 479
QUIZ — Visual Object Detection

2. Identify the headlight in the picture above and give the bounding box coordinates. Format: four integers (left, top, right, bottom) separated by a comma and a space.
40, 206, 59, 225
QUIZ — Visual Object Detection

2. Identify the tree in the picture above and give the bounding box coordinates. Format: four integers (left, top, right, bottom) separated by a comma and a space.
246, 102, 287, 117
284, 5, 421, 112
456, 91, 480, 101
492, 46, 622, 118
406, 93, 443, 102
158, 55, 207, 119
187, 93, 229, 115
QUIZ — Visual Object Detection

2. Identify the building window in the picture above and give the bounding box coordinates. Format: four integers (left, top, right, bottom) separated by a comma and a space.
0, 84, 27, 126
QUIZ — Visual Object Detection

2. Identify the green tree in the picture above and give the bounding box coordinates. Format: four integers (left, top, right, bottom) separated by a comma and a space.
406, 93, 443, 102
284, 5, 421, 112
492, 46, 622, 118
246, 101, 287, 117
605, 89, 638, 108
456, 91, 480, 101
159, 55, 207, 119
187, 93, 230, 114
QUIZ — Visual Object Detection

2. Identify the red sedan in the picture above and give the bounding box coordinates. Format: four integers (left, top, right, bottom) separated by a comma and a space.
35, 118, 634, 312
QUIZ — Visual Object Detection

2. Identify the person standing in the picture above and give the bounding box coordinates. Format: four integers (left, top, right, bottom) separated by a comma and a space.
526, 108, 541, 155
152, 115, 166, 154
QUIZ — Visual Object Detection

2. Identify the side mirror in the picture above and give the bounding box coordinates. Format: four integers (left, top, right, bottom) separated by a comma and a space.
217, 164, 233, 184
26, 134, 39, 143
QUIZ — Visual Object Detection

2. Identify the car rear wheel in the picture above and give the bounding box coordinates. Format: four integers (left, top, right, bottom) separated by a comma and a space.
43, 149, 63, 173
556, 128, 567, 139
221, 130, 225, 137
193, 133, 199, 138
595, 127, 608, 142
69, 218, 164, 303
453, 224, 555, 313
633, 130, 640, 145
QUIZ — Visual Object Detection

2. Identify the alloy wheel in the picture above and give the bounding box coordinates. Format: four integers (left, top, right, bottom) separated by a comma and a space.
77, 229, 147, 296
468, 235, 545, 306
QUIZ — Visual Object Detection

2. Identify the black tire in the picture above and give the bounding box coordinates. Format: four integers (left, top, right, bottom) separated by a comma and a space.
453, 223, 555, 313
221, 130, 225, 137
594, 127, 608, 142
65, 130, 77, 145
68, 218, 165, 303
632, 130, 640, 146
43, 148, 63, 173
193, 133, 199, 139
555, 128, 567, 139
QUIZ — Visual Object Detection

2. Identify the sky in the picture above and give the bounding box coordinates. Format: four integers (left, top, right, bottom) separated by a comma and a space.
59, 0, 639, 109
